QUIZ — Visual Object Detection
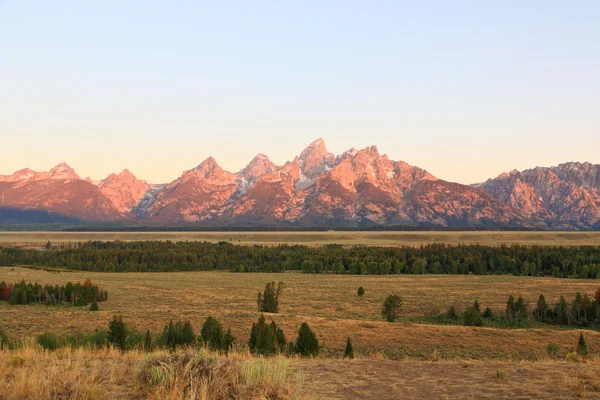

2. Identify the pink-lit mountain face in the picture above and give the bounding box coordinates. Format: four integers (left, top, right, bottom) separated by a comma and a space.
1, 140, 598, 229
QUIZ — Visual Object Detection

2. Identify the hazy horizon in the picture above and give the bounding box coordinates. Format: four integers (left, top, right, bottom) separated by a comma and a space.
1, 1, 598, 184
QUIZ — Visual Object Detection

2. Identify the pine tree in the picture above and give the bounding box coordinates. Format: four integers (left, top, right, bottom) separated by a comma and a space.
107, 315, 127, 351
577, 333, 588, 356
382, 295, 402, 322
295, 322, 319, 357
473, 299, 481, 313
344, 336, 354, 359
446, 305, 459, 320
200, 316, 224, 351
144, 330, 152, 352
223, 328, 235, 354
248, 314, 281, 355
45, 240, 52, 250
482, 307, 494, 319
89, 298, 99, 311
357, 287, 365, 297
257, 282, 284, 313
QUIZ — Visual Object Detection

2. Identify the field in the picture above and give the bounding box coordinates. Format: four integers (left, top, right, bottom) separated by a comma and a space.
1, 267, 599, 360
2, 230, 600, 247
2, 268, 600, 398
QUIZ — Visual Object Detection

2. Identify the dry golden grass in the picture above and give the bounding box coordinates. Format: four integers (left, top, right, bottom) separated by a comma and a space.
2, 230, 600, 247
1, 343, 599, 399
0, 343, 304, 400
1, 268, 600, 360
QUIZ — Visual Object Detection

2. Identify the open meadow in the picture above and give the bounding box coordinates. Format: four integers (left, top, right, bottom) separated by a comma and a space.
1, 267, 600, 360
2, 230, 600, 247
2, 268, 600, 398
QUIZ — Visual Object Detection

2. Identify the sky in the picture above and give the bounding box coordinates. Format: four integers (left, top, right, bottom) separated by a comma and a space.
0, 1, 598, 184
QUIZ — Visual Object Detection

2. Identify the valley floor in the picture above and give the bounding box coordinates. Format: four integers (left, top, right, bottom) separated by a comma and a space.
0, 346, 598, 399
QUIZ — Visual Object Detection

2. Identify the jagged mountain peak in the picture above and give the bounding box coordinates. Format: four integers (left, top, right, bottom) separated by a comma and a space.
239, 153, 276, 181
48, 162, 79, 180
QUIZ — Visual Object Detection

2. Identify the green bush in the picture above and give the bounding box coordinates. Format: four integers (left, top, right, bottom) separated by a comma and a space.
89, 298, 99, 311
546, 342, 561, 358
357, 287, 365, 297
36, 332, 58, 350
382, 295, 402, 322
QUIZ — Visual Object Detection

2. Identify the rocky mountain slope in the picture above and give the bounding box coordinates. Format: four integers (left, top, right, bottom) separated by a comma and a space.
1, 141, 598, 229
479, 162, 600, 229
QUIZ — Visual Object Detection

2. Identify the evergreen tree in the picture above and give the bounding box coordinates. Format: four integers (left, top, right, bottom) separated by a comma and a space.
223, 328, 235, 354
249, 314, 283, 355
200, 316, 224, 351
473, 299, 481, 313
463, 305, 483, 326
45, 241, 52, 250
344, 336, 354, 359
257, 282, 284, 313
482, 307, 494, 319
295, 322, 319, 357
534, 294, 549, 322
446, 305, 459, 320
577, 333, 588, 356
89, 298, 99, 311
357, 286, 365, 297
144, 330, 152, 352
382, 295, 402, 322
107, 315, 127, 351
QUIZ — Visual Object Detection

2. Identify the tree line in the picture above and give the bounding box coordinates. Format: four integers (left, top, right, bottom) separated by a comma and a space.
2, 240, 600, 278
0, 278, 107, 306
437, 289, 600, 328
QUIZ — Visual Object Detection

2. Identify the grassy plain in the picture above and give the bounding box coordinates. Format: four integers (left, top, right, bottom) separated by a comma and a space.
2, 344, 600, 399
1, 230, 600, 247
1, 267, 600, 361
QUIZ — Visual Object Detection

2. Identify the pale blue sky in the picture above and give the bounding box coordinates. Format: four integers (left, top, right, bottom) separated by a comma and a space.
1, 1, 598, 184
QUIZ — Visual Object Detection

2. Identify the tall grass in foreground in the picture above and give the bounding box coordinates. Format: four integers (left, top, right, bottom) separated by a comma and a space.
0, 340, 305, 400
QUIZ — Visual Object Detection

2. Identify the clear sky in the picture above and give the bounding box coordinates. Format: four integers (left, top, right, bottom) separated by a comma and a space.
1, 1, 598, 184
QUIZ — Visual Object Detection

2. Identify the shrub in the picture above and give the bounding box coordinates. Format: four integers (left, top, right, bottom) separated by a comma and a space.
249, 315, 286, 355
463, 306, 483, 327
566, 352, 581, 363
382, 295, 402, 322
6, 356, 25, 368
89, 298, 99, 311
576, 333, 587, 356
496, 369, 505, 380
107, 315, 127, 351
295, 322, 319, 357
546, 342, 561, 358
482, 307, 494, 319
446, 305, 459, 320
36, 331, 58, 350
344, 336, 354, 359
257, 282, 284, 313
357, 287, 365, 297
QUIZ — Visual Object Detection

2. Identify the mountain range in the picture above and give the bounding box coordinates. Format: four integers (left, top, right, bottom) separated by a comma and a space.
1, 139, 599, 230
